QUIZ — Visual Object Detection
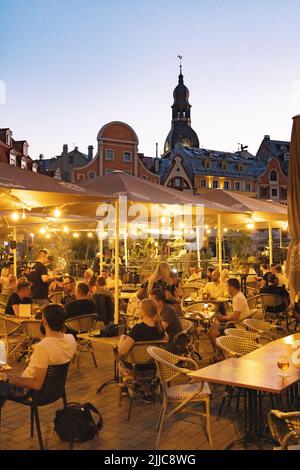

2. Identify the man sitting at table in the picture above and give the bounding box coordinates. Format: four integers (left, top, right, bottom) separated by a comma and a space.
61, 276, 76, 306
0, 304, 77, 404
5, 281, 33, 316
203, 270, 228, 299
65, 282, 96, 319
208, 278, 250, 351
260, 274, 290, 314
150, 288, 182, 347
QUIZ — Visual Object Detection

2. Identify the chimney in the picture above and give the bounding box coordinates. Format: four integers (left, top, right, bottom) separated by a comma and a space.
154, 158, 160, 173
88, 145, 93, 160
264, 135, 270, 141
39, 154, 44, 160
63, 144, 68, 154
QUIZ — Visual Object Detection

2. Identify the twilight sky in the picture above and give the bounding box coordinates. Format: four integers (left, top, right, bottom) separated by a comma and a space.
1, 0, 300, 160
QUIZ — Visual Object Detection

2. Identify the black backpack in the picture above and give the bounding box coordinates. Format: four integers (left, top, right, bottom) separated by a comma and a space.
54, 402, 103, 444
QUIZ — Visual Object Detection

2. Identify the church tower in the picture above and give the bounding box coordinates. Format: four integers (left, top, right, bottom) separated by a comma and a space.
164, 59, 199, 153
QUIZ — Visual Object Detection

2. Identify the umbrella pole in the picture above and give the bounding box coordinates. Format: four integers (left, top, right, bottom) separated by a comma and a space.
279, 228, 283, 249
268, 220, 273, 265
13, 226, 17, 277
99, 221, 103, 274
217, 214, 222, 273
114, 200, 120, 324
124, 231, 128, 268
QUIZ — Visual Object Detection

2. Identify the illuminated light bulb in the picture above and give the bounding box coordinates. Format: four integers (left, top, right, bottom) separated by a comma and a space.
30, 233, 34, 238
180, 222, 185, 229
22, 210, 26, 220
190, 229, 195, 235
63, 226, 69, 233
161, 216, 166, 224
172, 268, 177, 273
206, 229, 211, 234
46, 233, 51, 239
205, 225, 209, 230
39, 227, 46, 235
224, 228, 228, 233
87, 232, 93, 238
73, 232, 79, 238
282, 223, 288, 231
246, 222, 255, 230
12, 212, 19, 221
154, 242, 158, 247
54, 208, 61, 218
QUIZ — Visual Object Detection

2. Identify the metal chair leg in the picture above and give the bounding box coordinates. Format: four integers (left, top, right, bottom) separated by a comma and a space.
127, 393, 134, 421
156, 403, 167, 448
34, 407, 44, 450
30, 406, 34, 437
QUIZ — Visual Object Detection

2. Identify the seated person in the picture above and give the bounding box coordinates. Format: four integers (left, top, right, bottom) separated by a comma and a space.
5, 281, 33, 316
209, 278, 249, 350
149, 288, 182, 345
206, 267, 214, 282
95, 276, 113, 298
274, 264, 289, 289
118, 298, 167, 356
260, 274, 290, 314
203, 270, 228, 299
258, 263, 271, 288
106, 270, 122, 291
61, 276, 76, 305
0, 304, 77, 403
187, 267, 203, 282
65, 282, 96, 319
49, 270, 64, 294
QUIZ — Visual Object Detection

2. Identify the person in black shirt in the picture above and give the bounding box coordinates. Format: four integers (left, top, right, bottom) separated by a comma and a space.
260, 274, 290, 314
150, 288, 182, 345
65, 282, 96, 319
30, 250, 54, 301
5, 281, 32, 316
118, 298, 167, 356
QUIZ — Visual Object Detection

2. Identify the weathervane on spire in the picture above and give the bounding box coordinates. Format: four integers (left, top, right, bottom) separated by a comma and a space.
177, 54, 183, 74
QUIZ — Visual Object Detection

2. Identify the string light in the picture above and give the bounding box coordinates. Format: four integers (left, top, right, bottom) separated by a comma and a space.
22, 209, 26, 220
282, 222, 288, 231
206, 229, 211, 234
63, 226, 69, 233
246, 222, 255, 230
54, 208, 61, 218
87, 232, 93, 238
39, 227, 46, 235
46, 233, 51, 239
224, 227, 228, 233
12, 212, 19, 221
73, 232, 79, 238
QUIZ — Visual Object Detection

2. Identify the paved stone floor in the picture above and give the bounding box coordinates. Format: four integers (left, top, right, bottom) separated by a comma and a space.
0, 334, 273, 451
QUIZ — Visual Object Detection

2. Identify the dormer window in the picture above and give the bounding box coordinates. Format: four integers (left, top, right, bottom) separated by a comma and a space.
21, 157, 27, 170
205, 160, 210, 169
237, 164, 243, 172
221, 161, 227, 171
9, 153, 16, 166
6, 131, 12, 146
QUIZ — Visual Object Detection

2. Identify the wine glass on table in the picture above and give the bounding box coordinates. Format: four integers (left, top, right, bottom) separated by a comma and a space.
277, 354, 290, 378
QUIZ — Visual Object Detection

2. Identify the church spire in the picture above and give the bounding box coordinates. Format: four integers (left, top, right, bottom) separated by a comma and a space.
178, 54, 183, 83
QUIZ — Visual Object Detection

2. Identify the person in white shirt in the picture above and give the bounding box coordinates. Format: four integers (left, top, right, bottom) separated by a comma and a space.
208, 278, 249, 352
106, 269, 122, 291
0, 304, 76, 404
203, 270, 228, 299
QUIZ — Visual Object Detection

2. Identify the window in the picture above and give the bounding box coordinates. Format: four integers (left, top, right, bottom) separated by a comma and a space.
270, 170, 278, 182
77, 174, 85, 181
69, 155, 74, 165
271, 188, 278, 198
224, 180, 230, 190
234, 181, 241, 191
221, 162, 227, 171
105, 169, 114, 174
9, 153, 16, 166
105, 149, 114, 161
88, 171, 96, 179
205, 160, 210, 169
32, 164, 37, 173
174, 177, 181, 188
245, 182, 252, 192
200, 179, 206, 188
21, 158, 27, 170
212, 180, 218, 189
123, 151, 132, 162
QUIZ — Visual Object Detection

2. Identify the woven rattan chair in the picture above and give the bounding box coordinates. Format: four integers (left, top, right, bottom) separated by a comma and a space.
268, 410, 300, 450
182, 286, 199, 300
224, 328, 260, 342
48, 291, 64, 304
260, 293, 290, 328
243, 318, 288, 342
147, 346, 212, 448
21, 320, 42, 359
118, 340, 167, 420
65, 314, 98, 370
172, 318, 202, 363
0, 362, 70, 450
0, 314, 26, 360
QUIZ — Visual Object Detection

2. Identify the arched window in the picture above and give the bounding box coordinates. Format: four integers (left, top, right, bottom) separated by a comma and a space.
270, 169, 278, 182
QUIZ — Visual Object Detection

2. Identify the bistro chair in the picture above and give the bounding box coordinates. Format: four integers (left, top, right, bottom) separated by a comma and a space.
21, 320, 42, 359
147, 346, 212, 448
243, 318, 288, 342
0, 314, 26, 361
48, 291, 65, 304
182, 286, 199, 300
172, 318, 202, 363
118, 340, 167, 420
0, 362, 70, 450
268, 410, 300, 450
65, 314, 98, 370
224, 328, 260, 342
260, 294, 290, 329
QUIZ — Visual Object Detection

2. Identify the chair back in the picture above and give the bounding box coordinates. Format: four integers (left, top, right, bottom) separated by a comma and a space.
224, 328, 259, 342
182, 286, 199, 299
65, 314, 97, 334
22, 320, 42, 341
247, 295, 261, 310
48, 291, 64, 304
147, 346, 196, 396
123, 340, 167, 367
243, 318, 288, 339
0, 314, 23, 339
30, 362, 70, 406
216, 335, 260, 359
260, 294, 287, 313
180, 318, 193, 333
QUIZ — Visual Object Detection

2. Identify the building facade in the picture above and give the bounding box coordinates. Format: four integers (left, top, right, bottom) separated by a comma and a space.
0, 128, 37, 171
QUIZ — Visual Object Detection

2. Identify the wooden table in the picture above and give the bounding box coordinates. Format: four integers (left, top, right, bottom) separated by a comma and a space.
77, 332, 121, 393
188, 334, 300, 448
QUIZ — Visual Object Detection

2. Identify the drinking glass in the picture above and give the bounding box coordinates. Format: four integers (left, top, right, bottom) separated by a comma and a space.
277, 354, 290, 377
